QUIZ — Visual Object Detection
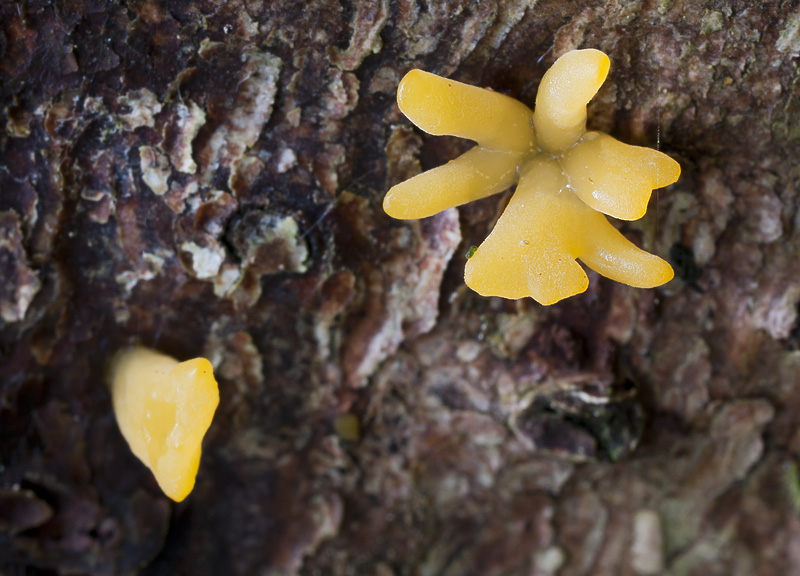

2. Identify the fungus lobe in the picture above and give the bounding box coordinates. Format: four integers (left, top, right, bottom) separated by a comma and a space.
110, 347, 219, 502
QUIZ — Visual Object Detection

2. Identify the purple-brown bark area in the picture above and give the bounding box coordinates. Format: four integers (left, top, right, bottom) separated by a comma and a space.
2, 0, 800, 574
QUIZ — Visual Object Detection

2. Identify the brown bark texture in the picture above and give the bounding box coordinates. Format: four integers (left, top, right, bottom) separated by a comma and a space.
2, 0, 800, 574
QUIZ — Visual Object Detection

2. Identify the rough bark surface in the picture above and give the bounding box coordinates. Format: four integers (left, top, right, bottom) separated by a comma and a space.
2, 0, 800, 574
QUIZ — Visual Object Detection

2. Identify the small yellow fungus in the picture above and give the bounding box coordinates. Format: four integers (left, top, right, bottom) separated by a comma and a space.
110, 347, 219, 502
383, 49, 680, 305
333, 412, 361, 442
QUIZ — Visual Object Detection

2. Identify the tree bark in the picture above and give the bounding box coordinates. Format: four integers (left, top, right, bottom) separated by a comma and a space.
2, 1, 800, 574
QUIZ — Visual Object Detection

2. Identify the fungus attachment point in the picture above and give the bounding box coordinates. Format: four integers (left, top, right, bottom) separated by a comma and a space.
111, 347, 219, 502
384, 49, 680, 304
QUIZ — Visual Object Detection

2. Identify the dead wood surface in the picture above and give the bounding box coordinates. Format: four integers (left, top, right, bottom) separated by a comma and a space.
2, 1, 800, 574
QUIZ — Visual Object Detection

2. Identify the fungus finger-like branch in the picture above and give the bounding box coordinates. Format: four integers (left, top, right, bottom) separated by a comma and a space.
384, 147, 522, 219
578, 213, 674, 287
384, 50, 680, 304
533, 49, 610, 154
563, 132, 681, 220
465, 158, 589, 304
398, 69, 535, 151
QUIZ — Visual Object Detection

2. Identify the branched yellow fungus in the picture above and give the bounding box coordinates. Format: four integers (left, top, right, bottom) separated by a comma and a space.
111, 347, 219, 502
383, 49, 680, 305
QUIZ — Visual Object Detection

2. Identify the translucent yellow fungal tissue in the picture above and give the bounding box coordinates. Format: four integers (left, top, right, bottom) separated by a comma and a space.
383, 49, 681, 305
111, 347, 219, 502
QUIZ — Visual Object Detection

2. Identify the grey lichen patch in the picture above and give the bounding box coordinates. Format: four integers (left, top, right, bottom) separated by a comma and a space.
777, 10, 800, 54
164, 180, 199, 213
613, 0, 643, 25
205, 209, 311, 306
199, 49, 282, 178
533, 547, 566, 576
226, 52, 280, 148
657, 0, 674, 15
700, 10, 725, 34
275, 148, 297, 173
212, 263, 241, 298
747, 261, 800, 340
228, 210, 309, 275
180, 241, 226, 279
0, 211, 40, 323
736, 186, 783, 243
138, 146, 171, 196
229, 155, 266, 197
114, 250, 169, 292
328, 0, 390, 70
258, 215, 308, 273
117, 88, 163, 130
164, 101, 206, 174
630, 510, 664, 575
323, 71, 361, 120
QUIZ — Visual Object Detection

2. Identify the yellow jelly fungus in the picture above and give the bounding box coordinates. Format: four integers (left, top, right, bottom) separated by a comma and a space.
383, 49, 681, 305
110, 347, 219, 502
